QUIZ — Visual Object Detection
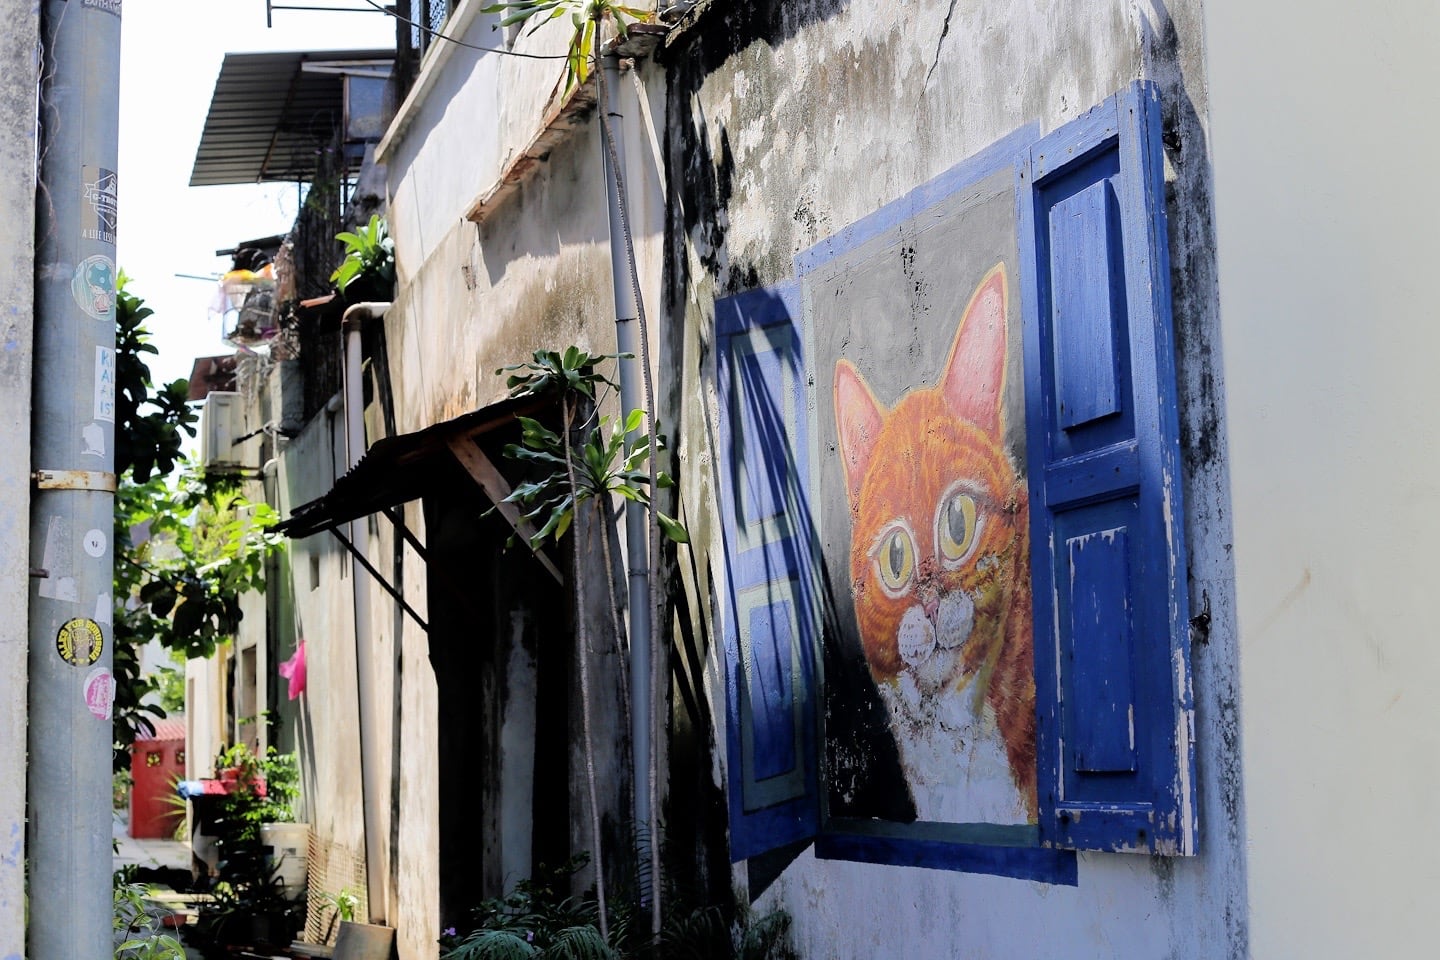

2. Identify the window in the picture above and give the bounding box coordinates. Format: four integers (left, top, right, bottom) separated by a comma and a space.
718, 81, 1195, 879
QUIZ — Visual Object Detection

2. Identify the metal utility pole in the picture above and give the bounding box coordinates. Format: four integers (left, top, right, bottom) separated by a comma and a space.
0, 0, 41, 955
28, 1, 122, 957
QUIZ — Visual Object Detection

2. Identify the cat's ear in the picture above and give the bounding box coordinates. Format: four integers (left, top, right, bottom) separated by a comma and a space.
834, 358, 886, 504
941, 264, 1008, 436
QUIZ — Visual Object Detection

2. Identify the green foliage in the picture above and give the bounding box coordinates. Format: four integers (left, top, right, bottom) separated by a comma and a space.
330, 214, 395, 294
192, 745, 305, 949
113, 880, 186, 960
479, 0, 653, 91
443, 857, 615, 960
322, 887, 361, 923
213, 743, 301, 829
441, 858, 795, 960
114, 272, 197, 483
496, 348, 687, 548
152, 657, 186, 714
112, 466, 283, 770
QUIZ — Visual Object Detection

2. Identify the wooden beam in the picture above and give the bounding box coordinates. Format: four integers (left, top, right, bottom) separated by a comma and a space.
445, 436, 565, 584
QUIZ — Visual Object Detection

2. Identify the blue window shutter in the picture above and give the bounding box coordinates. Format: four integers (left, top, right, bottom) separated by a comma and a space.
715, 283, 821, 861
1016, 81, 1198, 855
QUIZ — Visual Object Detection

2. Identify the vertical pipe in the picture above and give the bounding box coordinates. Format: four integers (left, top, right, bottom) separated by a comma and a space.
28, 2, 121, 958
0, 0, 40, 953
342, 302, 391, 925
599, 53, 653, 878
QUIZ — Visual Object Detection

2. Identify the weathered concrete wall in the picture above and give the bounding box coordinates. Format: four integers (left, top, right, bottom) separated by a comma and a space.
661, 1, 1245, 957
275, 408, 374, 924
0, 4, 38, 953
1205, 1, 1440, 957
378, 10, 670, 960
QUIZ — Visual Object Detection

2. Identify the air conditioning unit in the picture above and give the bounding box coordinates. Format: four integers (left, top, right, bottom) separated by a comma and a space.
201, 391, 248, 473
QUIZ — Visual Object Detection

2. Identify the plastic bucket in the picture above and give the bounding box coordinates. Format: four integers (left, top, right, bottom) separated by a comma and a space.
260, 821, 309, 894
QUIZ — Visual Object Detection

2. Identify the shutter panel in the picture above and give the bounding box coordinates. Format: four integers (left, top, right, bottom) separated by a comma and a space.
716, 282, 822, 861
1017, 81, 1197, 855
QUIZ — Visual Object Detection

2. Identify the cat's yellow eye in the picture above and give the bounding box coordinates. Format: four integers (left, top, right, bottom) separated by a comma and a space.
872, 525, 916, 593
937, 490, 979, 564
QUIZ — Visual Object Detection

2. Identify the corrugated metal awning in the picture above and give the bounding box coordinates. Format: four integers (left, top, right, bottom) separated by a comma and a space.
277, 395, 545, 540
190, 48, 393, 187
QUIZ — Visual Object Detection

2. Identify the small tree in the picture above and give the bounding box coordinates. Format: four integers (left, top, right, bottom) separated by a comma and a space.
111, 277, 283, 771
497, 347, 684, 939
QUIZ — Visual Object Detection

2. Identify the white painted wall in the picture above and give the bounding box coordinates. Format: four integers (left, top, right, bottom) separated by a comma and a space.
275, 407, 374, 924
1205, 1, 1440, 956
0, 1, 37, 953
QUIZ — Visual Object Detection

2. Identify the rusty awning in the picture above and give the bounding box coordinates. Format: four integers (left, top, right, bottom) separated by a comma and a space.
277, 395, 562, 587
279, 396, 539, 538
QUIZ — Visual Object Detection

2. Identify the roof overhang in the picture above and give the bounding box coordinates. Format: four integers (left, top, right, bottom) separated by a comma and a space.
190, 48, 394, 187
277, 395, 546, 540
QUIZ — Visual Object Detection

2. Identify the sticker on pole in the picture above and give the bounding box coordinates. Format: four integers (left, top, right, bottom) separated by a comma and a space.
81, 166, 118, 245
82, 528, 107, 558
84, 667, 114, 720
82, 0, 121, 15
56, 617, 103, 666
95, 347, 115, 422
71, 255, 116, 321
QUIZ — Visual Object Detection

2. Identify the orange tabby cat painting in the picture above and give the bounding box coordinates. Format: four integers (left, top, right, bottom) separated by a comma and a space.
833, 265, 1037, 825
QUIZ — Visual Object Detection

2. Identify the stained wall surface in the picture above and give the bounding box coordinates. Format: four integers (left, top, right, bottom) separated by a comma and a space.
662, 1, 1246, 957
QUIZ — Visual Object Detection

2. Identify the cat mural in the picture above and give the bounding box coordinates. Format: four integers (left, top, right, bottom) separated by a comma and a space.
833, 265, 1037, 825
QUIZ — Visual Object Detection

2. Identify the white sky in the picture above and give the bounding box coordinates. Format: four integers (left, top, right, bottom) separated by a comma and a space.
116, 0, 393, 389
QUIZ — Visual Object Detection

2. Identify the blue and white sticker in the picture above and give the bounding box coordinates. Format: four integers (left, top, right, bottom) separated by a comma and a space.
71, 255, 115, 321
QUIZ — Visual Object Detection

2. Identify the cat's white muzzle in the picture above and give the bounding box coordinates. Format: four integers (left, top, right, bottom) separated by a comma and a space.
897, 589, 975, 692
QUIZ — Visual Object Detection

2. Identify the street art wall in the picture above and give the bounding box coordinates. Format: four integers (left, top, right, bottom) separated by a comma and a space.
811, 164, 1033, 832
718, 129, 1072, 879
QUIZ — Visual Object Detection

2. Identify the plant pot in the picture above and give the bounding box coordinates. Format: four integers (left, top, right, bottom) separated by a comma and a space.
260, 820, 310, 895
333, 919, 395, 960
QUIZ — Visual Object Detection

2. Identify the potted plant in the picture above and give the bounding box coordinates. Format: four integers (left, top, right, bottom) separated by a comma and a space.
331, 214, 395, 303
192, 744, 308, 955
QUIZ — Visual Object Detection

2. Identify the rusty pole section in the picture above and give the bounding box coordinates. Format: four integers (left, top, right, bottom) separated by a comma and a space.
27, 1, 122, 957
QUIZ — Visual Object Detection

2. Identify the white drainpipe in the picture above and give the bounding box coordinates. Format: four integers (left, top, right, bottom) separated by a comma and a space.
342, 301, 391, 925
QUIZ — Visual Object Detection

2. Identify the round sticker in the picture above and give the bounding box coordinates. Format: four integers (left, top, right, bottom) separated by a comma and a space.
83, 528, 106, 558
71, 255, 116, 320
84, 667, 114, 720
56, 617, 103, 666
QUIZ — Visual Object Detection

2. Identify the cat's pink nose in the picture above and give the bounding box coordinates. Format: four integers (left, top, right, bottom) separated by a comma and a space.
919, 583, 940, 621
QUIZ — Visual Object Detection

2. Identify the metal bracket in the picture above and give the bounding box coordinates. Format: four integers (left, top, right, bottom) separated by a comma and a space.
32, 469, 117, 492
330, 527, 429, 632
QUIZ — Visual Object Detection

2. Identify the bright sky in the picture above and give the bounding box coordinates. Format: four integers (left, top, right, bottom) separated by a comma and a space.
116, 0, 393, 389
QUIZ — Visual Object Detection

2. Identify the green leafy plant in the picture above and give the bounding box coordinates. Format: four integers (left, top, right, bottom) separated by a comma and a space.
193, 745, 305, 952
330, 213, 395, 294
480, 0, 653, 91
114, 272, 197, 483
322, 887, 361, 924
498, 348, 686, 547
113, 466, 283, 770
113, 880, 185, 960
493, 348, 689, 938
111, 275, 285, 772
441, 859, 795, 960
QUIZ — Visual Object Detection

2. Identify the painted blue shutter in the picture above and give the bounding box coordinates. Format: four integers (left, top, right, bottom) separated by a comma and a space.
1016, 81, 1197, 855
715, 282, 822, 861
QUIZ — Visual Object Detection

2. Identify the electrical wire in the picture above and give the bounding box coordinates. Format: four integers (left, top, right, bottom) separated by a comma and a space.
358, 0, 572, 59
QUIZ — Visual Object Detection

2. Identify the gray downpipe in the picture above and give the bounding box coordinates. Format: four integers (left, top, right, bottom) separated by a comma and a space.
27, 1, 121, 958
599, 53, 653, 877
343, 301, 391, 925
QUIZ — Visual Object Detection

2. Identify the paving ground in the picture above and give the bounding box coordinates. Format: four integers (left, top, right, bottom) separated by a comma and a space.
113, 808, 191, 873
